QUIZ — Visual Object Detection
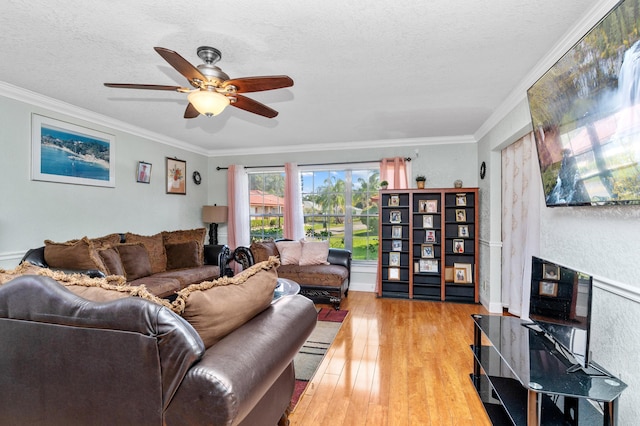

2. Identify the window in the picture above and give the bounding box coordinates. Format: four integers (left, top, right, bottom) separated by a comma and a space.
248, 171, 285, 241
301, 165, 380, 261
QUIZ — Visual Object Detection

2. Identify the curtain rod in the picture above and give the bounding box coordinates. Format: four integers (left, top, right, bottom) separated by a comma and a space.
215, 157, 411, 171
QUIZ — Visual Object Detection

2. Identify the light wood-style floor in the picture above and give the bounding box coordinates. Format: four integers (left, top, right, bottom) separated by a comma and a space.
289, 291, 492, 426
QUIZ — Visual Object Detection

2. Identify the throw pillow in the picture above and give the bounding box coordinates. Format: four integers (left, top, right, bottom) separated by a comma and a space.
98, 247, 125, 276
90, 233, 122, 250
115, 243, 152, 281
44, 237, 108, 274
165, 241, 200, 270
172, 257, 280, 348
125, 232, 167, 274
162, 228, 206, 266
275, 240, 302, 265
299, 240, 330, 266
249, 241, 278, 263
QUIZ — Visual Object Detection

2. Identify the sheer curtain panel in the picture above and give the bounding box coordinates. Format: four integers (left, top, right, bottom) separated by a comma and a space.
284, 163, 305, 241
227, 165, 250, 273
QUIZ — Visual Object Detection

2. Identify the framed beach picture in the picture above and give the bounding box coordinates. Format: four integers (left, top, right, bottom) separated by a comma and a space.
31, 114, 115, 187
137, 161, 152, 183
166, 157, 187, 194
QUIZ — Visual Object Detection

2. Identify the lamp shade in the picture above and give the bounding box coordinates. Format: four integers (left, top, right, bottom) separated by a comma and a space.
187, 90, 230, 116
202, 205, 228, 223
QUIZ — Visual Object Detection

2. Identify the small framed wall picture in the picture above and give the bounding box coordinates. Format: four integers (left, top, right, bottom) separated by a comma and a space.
388, 194, 400, 206
425, 230, 436, 243
422, 215, 433, 228
389, 251, 400, 266
392, 240, 402, 251
458, 225, 469, 238
390, 210, 402, 223
455, 209, 466, 222
137, 161, 152, 183
392, 225, 403, 239
166, 157, 187, 195
421, 244, 434, 258
539, 281, 558, 297
388, 267, 400, 280
453, 239, 464, 253
455, 193, 467, 206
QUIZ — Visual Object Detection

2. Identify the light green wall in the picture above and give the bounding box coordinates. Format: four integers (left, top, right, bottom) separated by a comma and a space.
0, 94, 210, 268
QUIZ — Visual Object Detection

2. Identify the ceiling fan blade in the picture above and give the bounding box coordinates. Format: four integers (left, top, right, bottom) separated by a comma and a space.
231, 94, 279, 118
222, 76, 293, 93
184, 103, 200, 119
154, 47, 207, 86
104, 83, 187, 91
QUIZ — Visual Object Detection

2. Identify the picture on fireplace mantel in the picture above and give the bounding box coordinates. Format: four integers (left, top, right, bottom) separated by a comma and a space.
31, 114, 115, 187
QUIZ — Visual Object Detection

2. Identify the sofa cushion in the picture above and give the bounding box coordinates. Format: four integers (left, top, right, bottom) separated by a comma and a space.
275, 240, 302, 265
125, 232, 167, 274
98, 247, 125, 276
128, 276, 182, 299
44, 237, 107, 274
277, 263, 348, 288
90, 233, 122, 250
165, 241, 200, 270
116, 243, 152, 281
152, 265, 220, 288
299, 240, 330, 266
172, 257, 280, 348
249, 241, 278, 263
162, 228, 206, 266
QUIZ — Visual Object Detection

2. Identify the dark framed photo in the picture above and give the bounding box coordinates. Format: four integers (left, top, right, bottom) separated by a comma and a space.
453, 239, 464, 253
388, 194, 400, 206
392, 225, 402, 239
421, 244, 434, 258
422, 215, 433, 228
166, 157, 186, 195
389, 252, 400, 266
425, 230, 436, 243
137, 161, 152, 183
390, 210, 402, 223
539, 281, 558, 297
455, 209, 466, 222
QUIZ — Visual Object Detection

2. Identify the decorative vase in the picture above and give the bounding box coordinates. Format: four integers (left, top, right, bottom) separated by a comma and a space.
454, 179, 463, 188
416, 180, 425, 189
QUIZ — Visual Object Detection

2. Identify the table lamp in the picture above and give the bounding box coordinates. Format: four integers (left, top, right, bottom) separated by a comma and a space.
202, 205, 228, 245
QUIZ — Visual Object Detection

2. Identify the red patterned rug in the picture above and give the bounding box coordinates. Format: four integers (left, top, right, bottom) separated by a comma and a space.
290, 308, 348, 410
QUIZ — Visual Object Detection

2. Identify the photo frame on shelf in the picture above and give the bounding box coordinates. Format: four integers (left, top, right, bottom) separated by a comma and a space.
419, 259, 438, 273
425, 230, 436, 243
422, 215, 433, 228
392, 225, 403, 239
543, 264, 560, 280
453, 263, 472, 284
421, 244, 434, 258
455, 209, 466, 222
136, 161, 152, 183
453, 239, 465, 253
458, 225, 469, 238
426, 200, 438, 213
391, 240, 402, 251
418, 199, 428, 213
389, 252, 400, 266
390, 210, 402, 223
455, 193, 467, 206
445, 266, 454, 282
388, 267, 400, 280
539, 281, 558, 297
166, 157, 186, 195
388, 194, 400, 206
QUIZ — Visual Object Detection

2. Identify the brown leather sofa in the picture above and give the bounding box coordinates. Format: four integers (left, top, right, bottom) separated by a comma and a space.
0, 274, 317, 426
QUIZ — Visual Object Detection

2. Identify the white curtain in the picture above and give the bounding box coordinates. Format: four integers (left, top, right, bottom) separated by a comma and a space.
227, 165, 250, 259
501, 132, 542, 317
284, 162, 305, 240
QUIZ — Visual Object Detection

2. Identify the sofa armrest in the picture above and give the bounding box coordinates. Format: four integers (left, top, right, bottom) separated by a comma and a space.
233, 246, 255, 270
203, 244, 230, 268
164, 294, 317, 425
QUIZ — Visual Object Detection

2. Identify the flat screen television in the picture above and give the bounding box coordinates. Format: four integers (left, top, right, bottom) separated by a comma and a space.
527, 0, 640, 207
528, 257, 594, 371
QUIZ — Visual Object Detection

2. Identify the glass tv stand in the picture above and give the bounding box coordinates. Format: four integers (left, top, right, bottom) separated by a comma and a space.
471, 315, 626, 425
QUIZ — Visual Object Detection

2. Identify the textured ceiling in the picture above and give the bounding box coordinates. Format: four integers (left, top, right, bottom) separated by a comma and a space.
0, 0, 602, 155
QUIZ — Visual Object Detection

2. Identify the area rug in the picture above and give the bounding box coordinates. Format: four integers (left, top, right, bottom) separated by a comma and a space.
290, 308, 348, 410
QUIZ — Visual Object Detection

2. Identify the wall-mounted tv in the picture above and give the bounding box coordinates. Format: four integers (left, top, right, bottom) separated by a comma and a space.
527, 0, 640, 207
528, 257, 593, 370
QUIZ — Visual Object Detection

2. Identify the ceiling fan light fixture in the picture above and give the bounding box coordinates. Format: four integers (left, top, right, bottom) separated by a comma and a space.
187, 90, 230, 116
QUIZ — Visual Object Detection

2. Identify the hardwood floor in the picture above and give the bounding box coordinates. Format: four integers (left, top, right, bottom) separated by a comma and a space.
289, 291, 492, 426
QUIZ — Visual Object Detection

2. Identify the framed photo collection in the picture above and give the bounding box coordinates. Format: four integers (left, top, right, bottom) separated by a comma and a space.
389, 252, 401, 267
419, 259, 438, 273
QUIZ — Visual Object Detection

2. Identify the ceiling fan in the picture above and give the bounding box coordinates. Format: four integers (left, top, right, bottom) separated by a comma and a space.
104, 46, 293, 119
